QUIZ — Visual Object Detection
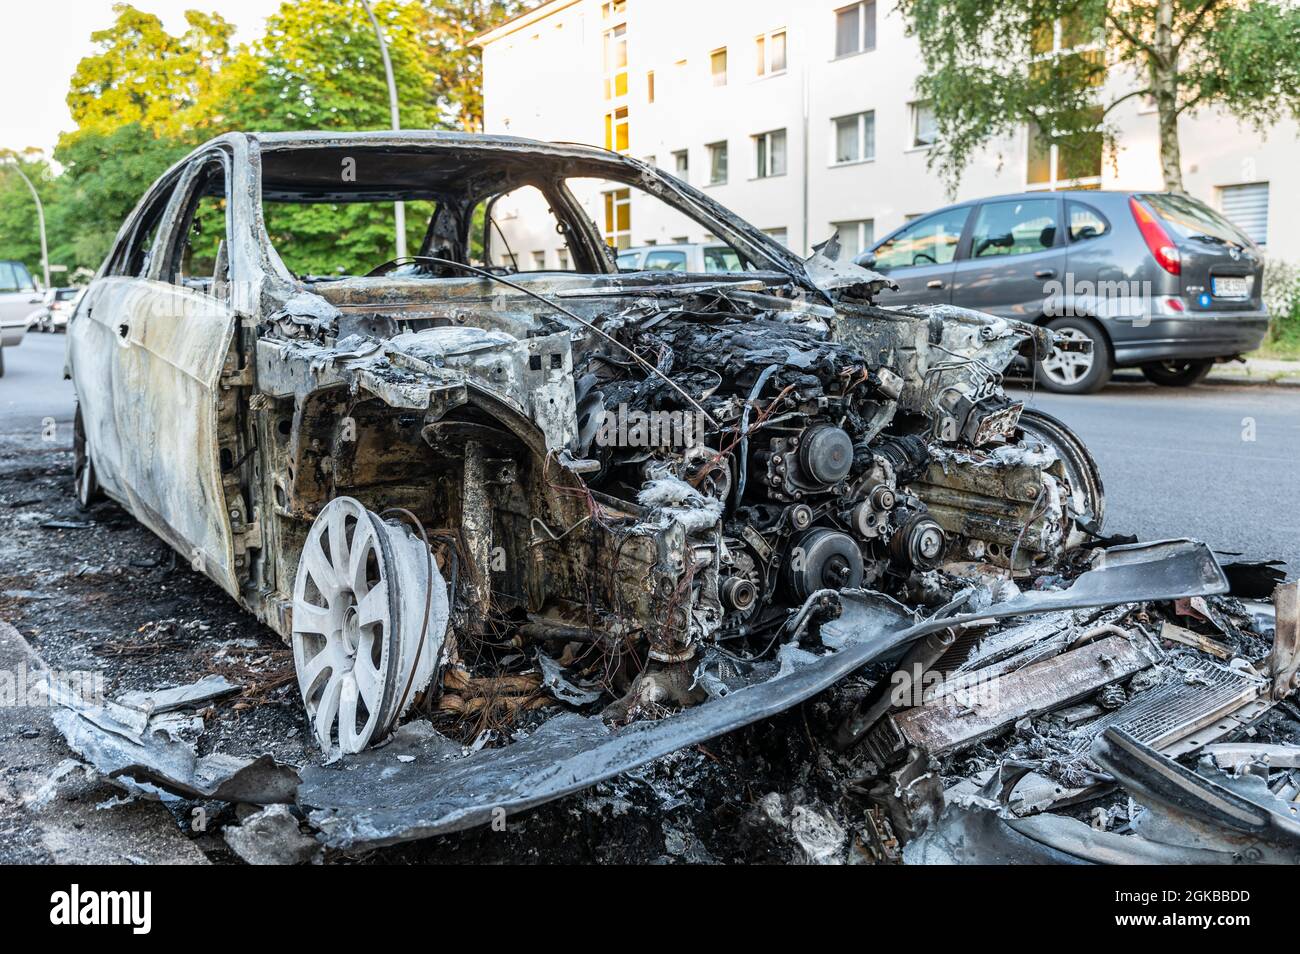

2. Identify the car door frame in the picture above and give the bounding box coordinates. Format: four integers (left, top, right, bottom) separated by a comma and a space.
868, 204, 975, 307
104, 146, 244, 596
69, 164, 191, 505
948, 194, 1068, 320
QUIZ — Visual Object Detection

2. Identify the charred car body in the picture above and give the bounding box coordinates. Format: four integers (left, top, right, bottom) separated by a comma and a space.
61, 132, 1236, 840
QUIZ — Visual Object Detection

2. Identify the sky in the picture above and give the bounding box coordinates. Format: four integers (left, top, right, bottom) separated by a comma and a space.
1, 0, 285, 156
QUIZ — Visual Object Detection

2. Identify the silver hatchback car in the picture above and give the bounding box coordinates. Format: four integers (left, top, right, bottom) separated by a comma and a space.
858, 191, 1269, 394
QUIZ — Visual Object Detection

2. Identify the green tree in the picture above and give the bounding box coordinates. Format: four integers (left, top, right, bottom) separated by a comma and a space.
47, 124, 193, 272
899, 0, 1300, 192
66, 4, 235, 141
0, 153, 55, 278
220, 0, 438, 132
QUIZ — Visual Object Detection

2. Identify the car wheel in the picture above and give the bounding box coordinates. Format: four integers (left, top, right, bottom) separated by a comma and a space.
73, 405, 102, 509
1140, 359, 1213, 387
1035, 317, 1112, 394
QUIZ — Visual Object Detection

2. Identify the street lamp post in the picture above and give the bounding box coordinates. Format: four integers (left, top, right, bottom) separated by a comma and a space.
360, 0, 407, 260
4, 158, 50, 288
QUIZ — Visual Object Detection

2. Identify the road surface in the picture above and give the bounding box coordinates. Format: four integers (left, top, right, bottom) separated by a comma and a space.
1012, 373, 1300, 575
3, 333, 1297, 573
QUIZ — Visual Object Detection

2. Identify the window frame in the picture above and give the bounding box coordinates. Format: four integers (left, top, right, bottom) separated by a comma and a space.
155, 150, 235, 293
706, 140, 729, 186
753, 128, 788, 179
1065, 200, 1110, 244
831, 110, 875, 166
710, 47, 728, 87
831, 218, 875, 255
909, 101, 937, 150
755, 28, 788, 76
834, 1, 877, 59
871, 205, 973, 270
672, 149, 690, 181
1025, 119, 1103, 190
965, 196, 1064, 261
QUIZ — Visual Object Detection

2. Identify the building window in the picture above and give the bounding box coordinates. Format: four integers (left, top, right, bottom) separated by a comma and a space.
910, 102, 937, 148
603, 24, 628, 100
711, 48, 728, 86
753, 129, 787, 178
532, 251, 547, 270
1026, 113, 1102, 188
605, 106, 630, 153
673, 149, 689, 180
835, 2, 876, 58
604, 188, 632, 249
557, 248, 570, 270
1219, 182, 1269, 245
763, 227, 789, 247
832, 219, 875, 255
602, 0, 626, 22
647, 70, 655, 103
833, 111, 875, 164
707, 141, 728, 184
756, 29, 787, 75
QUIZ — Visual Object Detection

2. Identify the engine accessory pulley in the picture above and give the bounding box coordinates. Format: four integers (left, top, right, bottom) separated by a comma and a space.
798, 425, 854, 486
785, 527, 864, 599
890, 510, 946, 569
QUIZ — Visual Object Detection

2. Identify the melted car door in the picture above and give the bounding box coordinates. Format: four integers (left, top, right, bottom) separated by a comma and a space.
110, 155, 242, 595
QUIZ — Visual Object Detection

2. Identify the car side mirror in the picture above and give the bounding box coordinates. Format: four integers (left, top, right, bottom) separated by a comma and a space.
854, 251, 878, 270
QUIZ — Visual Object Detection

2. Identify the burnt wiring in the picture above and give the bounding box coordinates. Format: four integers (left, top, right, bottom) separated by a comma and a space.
391, 256, 721, 432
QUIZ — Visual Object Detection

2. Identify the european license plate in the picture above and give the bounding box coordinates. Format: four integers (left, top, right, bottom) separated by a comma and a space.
1212, 276, 1249, 299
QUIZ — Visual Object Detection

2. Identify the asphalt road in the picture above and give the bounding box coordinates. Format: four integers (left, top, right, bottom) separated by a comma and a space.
0, 332, 75, 440
3, 332, 1297, 574
1011, 373, 1300, 575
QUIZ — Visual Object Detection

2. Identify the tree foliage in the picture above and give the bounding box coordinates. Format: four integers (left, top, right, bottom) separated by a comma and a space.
0, 154, 54, 273
0, 0, 522, 279
899, 0, 1300, 192
66, 4, 235, 141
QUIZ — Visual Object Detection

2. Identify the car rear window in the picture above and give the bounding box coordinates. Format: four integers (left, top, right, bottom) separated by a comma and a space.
703, 246, 742, 272
1140, 193, 1252, 248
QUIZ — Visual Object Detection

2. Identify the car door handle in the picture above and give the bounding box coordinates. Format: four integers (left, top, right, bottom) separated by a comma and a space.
926, 280, 945, 289
1035, 269, 1056, 279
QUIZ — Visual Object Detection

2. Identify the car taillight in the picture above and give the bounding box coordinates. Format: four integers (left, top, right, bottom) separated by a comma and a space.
1129, 197, 1181, 275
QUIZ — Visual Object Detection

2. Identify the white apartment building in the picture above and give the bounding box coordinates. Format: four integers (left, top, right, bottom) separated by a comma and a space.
476, 0, 1295, 265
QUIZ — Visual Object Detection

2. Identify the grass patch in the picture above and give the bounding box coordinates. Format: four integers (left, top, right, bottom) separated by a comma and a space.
1257, 310, 1300, 360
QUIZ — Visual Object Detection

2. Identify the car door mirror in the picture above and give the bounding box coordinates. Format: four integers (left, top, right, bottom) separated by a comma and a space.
854, 251, 878, 270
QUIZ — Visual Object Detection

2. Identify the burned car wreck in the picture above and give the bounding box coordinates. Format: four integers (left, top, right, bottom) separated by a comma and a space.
52, 132, 1296, 860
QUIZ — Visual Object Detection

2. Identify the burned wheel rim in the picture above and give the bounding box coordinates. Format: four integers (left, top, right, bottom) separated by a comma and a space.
292, 497, 447, 756
1039, 328, 1095, 386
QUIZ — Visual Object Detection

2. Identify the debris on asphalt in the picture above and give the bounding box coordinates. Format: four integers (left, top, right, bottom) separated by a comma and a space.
223, 804, 322, 866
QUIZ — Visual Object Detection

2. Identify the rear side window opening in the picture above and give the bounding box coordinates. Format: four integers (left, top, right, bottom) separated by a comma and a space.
1066, 201, 1109, 243
1139, 193, 1253, 249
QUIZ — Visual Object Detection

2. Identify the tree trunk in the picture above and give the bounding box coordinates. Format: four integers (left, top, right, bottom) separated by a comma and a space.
1152, 0, 1185, 192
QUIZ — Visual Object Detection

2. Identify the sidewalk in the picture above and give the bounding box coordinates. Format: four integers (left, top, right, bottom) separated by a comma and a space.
1207, 356, 1300, 387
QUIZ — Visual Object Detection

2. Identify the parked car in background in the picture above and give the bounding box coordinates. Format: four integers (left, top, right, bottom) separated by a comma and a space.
33, 287, 83, 332
0, 259, 42, 377
616, 242, 746, 273
856, 191, 1269, 394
